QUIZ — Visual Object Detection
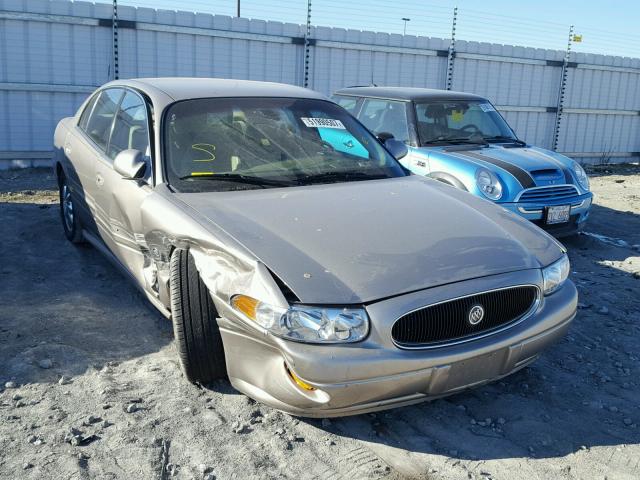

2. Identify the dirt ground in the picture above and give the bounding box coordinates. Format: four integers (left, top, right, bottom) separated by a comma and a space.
1, 165, 639, 480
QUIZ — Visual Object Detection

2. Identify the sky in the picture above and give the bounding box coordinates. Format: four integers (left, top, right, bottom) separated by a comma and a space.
118, 0, 640, 58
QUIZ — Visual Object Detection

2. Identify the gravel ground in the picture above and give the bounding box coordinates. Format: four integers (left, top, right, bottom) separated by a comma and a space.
1, 166, 639, 480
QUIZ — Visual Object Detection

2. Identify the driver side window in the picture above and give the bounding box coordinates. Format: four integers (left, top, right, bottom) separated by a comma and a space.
358, 99, 409, 143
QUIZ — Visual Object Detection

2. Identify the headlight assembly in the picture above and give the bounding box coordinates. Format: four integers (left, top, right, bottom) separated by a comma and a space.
573, 162, 590, 191
231, 295, 369, 343
542, 255, 570, 295
475, 168, 503, 200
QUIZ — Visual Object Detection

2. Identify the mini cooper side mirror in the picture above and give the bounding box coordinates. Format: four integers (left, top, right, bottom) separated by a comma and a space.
384, 138, 409, 160
376, 132, 394, 142
113, 149, 146, 180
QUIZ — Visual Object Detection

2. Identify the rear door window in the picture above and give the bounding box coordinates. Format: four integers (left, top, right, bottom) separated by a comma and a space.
107, 91, 150, 160
78, 94, 98, 131
84, 89, 124, 152
358, 98, 409, 143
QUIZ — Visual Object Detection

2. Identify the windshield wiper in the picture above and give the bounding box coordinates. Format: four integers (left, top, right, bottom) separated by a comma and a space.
483, 135, 527, 146
302, 171, 391, 184
179, 173, 295, 188
422, 137, 488, 146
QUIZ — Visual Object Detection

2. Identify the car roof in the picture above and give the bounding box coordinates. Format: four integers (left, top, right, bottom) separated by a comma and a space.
104, 77, 327, 102
334, 86, 487, 103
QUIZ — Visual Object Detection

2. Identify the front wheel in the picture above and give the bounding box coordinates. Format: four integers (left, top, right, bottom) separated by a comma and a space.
170, 248, 227, 384
58, 172, 84, 243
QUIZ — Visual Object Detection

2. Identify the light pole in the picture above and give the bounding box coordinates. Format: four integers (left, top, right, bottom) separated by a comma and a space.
237, 0, 240, 17
402, 17, 410, 35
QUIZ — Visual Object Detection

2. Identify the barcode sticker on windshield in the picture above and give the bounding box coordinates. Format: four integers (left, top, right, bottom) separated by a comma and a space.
479, 103, 496, 112
301, 117, 346, 129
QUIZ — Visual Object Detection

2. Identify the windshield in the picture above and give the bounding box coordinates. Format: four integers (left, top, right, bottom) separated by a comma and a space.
163, 97, 406, 192
415, 100, 516, 146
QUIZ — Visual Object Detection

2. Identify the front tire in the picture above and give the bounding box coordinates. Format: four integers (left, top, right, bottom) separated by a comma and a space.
58, 172, 84, 244
170, 249, 227, 383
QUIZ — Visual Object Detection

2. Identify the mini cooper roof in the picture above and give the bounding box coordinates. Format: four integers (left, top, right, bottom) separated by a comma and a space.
334, 86, 487, 103
103, 77, 327, 102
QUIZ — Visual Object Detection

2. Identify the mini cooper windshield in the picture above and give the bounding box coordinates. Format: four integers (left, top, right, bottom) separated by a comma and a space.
164, 97, 406, 192
416, 100, 518, 146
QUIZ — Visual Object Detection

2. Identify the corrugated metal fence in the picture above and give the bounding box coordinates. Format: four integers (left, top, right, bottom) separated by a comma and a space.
1, 0, 639, 168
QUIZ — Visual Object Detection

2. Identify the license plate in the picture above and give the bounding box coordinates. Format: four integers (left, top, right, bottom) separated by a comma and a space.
546, 205, 571, 224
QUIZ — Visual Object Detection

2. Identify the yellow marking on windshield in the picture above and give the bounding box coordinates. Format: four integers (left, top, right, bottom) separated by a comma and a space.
192, 143, 216, 162
190, 172, 215, 176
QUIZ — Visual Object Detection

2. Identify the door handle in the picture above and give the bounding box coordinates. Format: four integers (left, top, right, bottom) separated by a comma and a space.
96, 174, 104, 187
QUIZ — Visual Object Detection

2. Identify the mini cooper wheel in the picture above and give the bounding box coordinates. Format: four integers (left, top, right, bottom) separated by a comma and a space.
170, 248, 227, 384
58, 172, 84, 243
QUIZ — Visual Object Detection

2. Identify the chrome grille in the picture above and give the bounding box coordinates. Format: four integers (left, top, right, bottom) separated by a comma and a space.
391, 286, 539, 348
517, 185, 579, 203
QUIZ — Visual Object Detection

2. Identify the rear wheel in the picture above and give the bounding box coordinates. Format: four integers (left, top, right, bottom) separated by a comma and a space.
58, 172, 84, 243
170, 248, 227, 383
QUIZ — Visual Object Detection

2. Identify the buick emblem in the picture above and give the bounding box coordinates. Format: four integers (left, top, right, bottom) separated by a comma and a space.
468, 304, 485, 325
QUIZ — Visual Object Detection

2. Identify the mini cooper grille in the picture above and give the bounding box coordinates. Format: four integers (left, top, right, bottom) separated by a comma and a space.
518, 185, 579, 203
391, 286, 538, 348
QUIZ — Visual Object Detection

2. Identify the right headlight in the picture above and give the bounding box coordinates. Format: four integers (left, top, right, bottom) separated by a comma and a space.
542, 255, 570, 295
475, 168, 503, 200
230, 295, 369, 343
572, 161, 590, 191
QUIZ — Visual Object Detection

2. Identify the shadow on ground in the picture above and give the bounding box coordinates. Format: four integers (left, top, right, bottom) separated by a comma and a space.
1, 167, 638, 479
0, 200, 173, 386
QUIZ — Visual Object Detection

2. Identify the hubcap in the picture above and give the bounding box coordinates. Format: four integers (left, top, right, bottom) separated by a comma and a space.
62, 183, 74, 231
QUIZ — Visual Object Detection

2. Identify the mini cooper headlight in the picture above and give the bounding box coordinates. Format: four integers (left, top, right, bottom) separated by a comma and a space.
572, 162, 590, 191
475, 168, 503, 200
542, 255, 570, 295
231, 295, 369, 343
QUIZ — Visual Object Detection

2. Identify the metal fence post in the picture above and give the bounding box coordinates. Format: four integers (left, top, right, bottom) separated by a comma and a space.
112, 0, 119, 80
445, 6, 457, 90
552, 25, 574, 151
303, 0, 312, 88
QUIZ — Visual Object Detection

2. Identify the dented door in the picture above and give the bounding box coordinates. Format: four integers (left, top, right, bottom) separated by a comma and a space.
93, 90, 154, 287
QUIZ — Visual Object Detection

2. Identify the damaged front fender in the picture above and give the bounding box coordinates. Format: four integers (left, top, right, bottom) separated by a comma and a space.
138, 185, 289, 319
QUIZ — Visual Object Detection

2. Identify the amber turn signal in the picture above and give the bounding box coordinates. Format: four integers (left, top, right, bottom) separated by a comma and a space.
231, 294, 259, 320
284, 363, 316, 391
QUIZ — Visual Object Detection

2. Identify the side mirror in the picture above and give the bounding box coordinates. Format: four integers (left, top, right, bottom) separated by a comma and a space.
384, 138, 409, 160
113, 149, 146, 180
377, 131, 395, 143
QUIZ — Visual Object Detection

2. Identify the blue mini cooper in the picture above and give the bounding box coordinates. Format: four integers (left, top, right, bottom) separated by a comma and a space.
332, 86, 592, 237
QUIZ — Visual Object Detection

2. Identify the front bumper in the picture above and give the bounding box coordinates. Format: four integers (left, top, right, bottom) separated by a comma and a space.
215, 269, 577, 417
501, 192, 593, 237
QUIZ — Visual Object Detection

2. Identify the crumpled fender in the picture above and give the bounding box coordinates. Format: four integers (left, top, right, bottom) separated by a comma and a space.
139, 185, 289, 314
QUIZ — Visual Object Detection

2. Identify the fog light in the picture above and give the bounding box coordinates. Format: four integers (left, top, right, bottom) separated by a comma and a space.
284, 363, 315, 391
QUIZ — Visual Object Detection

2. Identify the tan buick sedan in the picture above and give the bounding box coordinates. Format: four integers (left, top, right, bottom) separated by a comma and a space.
53, 78, 576, 417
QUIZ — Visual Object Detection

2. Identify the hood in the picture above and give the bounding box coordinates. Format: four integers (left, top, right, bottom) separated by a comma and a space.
441, 145, 575, 188
176, 176, 563, 304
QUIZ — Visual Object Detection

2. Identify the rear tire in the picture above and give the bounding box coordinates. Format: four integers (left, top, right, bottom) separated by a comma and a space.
170, 248, 227, 383
58, 172, 84, 244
